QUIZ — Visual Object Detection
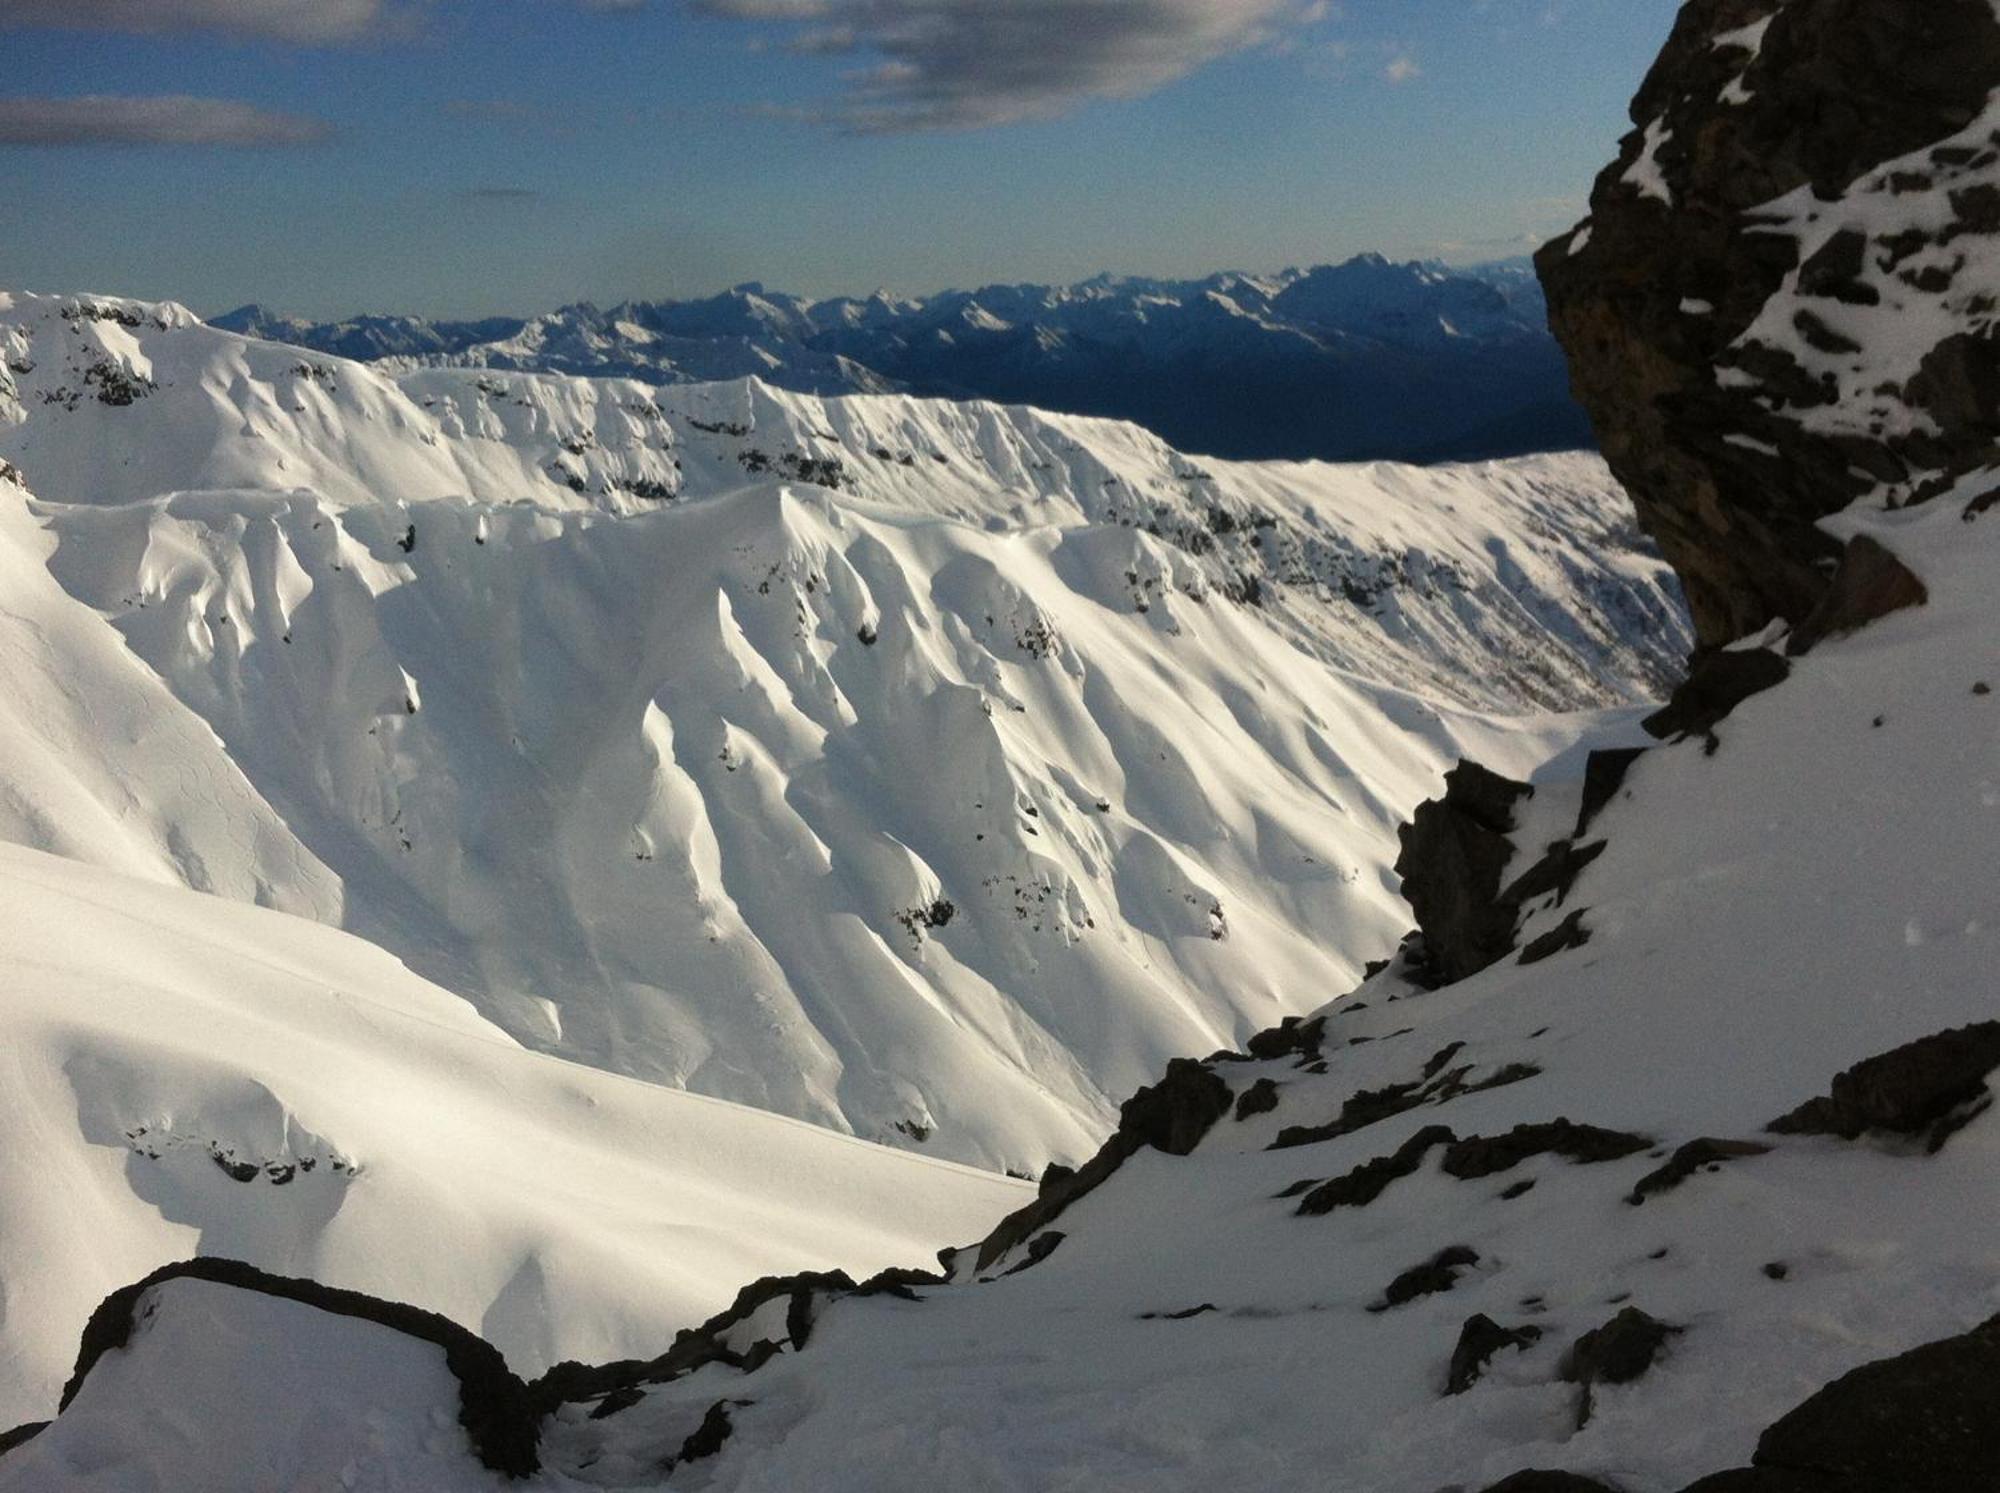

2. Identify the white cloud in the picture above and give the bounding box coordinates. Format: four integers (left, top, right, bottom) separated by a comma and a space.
1383, 53, 1420, 83
697, 0, 1304, 131
0, 94, 333, 145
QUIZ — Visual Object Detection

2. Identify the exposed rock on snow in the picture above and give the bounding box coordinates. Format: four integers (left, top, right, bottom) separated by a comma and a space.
1765, 1021, 2000, 1148
58, 1258, 542, 1477
1538, 0, 2000, 646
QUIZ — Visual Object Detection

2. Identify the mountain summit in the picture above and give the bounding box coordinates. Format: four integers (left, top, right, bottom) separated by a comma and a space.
215, 256, 1592, 466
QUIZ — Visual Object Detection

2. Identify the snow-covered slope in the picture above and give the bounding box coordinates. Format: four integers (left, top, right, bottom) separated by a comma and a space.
0, 290, 1687, 1173
9, 3, 1993, 1487
0, 839, 1025, 1431
10, 477, 1992, 1491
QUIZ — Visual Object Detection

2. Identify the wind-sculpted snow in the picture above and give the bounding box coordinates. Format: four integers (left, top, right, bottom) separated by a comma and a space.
14, 482, 1995, 1491
0, 841, 1026, 1430
0, 289, 1687, 1173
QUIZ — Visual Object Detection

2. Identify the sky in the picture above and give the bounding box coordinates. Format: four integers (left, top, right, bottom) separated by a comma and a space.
0, 1, 1679, 318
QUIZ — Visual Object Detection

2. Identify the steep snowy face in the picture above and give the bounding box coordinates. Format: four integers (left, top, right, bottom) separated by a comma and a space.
1539, 0, 2000, 645
0, 841, 1026, 1431
0, 291, 1686, 1172
15, 482, 1995, 1492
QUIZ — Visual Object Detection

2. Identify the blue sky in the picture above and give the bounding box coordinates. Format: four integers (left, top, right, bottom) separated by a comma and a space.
0, 1, 1678, 318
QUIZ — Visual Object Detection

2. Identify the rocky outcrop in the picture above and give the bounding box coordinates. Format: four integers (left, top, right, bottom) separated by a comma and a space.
1538, 0, 2000, 647
1683, 1313, 2000, 1491
57, 1258, 541, 1478
969, 1058, 1232, 1272
1562, 1306, 1681, 1429
1395, 760, 1535, 984
1446, 1314, 1544, 1396
1628, 1138, 1772, 1205
1396, 758, 1619, 986
1767, 1021, 2000, 1149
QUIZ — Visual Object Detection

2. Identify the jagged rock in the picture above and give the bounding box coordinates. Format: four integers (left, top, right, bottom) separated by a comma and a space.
1499, 839, 1606, 912
1118, 1058, 1235, 1156
1233, 1077, 1280, 1121
1642, 650, 1791, 742
1377, 1246, 1480, 1309
1270, 1079, 1424, 1151
1627, 1138, 1772, 1204
0, 1423, 46, 1458
1517, 909, 1591, 966
1441, 1120, 1654, 1179
1539, 0, 2000, 647
1395, 760, 1534, 985
1244, 1013, 1327, 1062
1294, 1124, 1457, 1216
1574, 748, 1645, 836
971, 1057, 1232, 1270
1785, 537, 1929, 655
532, 1268, 857, 1413
667, 1398, 745, 1471
1446, 1314, 1544, 1395
1768, 1021, 2000, 1148
1683, 1314, 2000, 1492
61, 1258, 541, 1477
1562, 1307, 1680, 1429
1271, 1048, 1540, 1152
1477, 1473, 1624, 1493
998, 1232, 1065, 1278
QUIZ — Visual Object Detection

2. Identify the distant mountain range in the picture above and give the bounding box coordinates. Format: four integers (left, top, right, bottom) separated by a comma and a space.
214, 255, 1593, 464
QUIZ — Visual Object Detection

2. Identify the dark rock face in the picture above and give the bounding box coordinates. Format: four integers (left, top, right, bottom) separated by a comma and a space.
1294, 1124, 1458, 1216
1683, 1314, 2000, 1492
971, 1057, 1233, 1271
1440, 1120, 1653, 1180
1476, 1473, 1624, 1493
1562, 1306, 1681, 1429
1785, 536, 1929, 655
1517, 909, 1591, 966
1118, 1058, 1235, 1156
1538, 0, 2000, 647
1233, 1077, 1280, 1121
1628, 1137, 1772, 1204
668, 1399, 745, 1471
1642, 649, 1790, 743
1768, 1021, 2000, 1148
1377, 1246, 1480, 1309
1574, 747, 1646, 836
1746, 1313, 2000, 1490
0, 1422, 47, 1458
1395, 761, 1534, 985
532, 1268, 859, 1415
1446, 1314, 1544, 1395
59, 1258, 541, 1478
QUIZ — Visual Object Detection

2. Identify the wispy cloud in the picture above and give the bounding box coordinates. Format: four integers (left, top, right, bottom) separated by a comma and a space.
0, 94, 332, 145
0, 0, 389, 43
1383, 53, 1420, 84
698, 0, 1324, 132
